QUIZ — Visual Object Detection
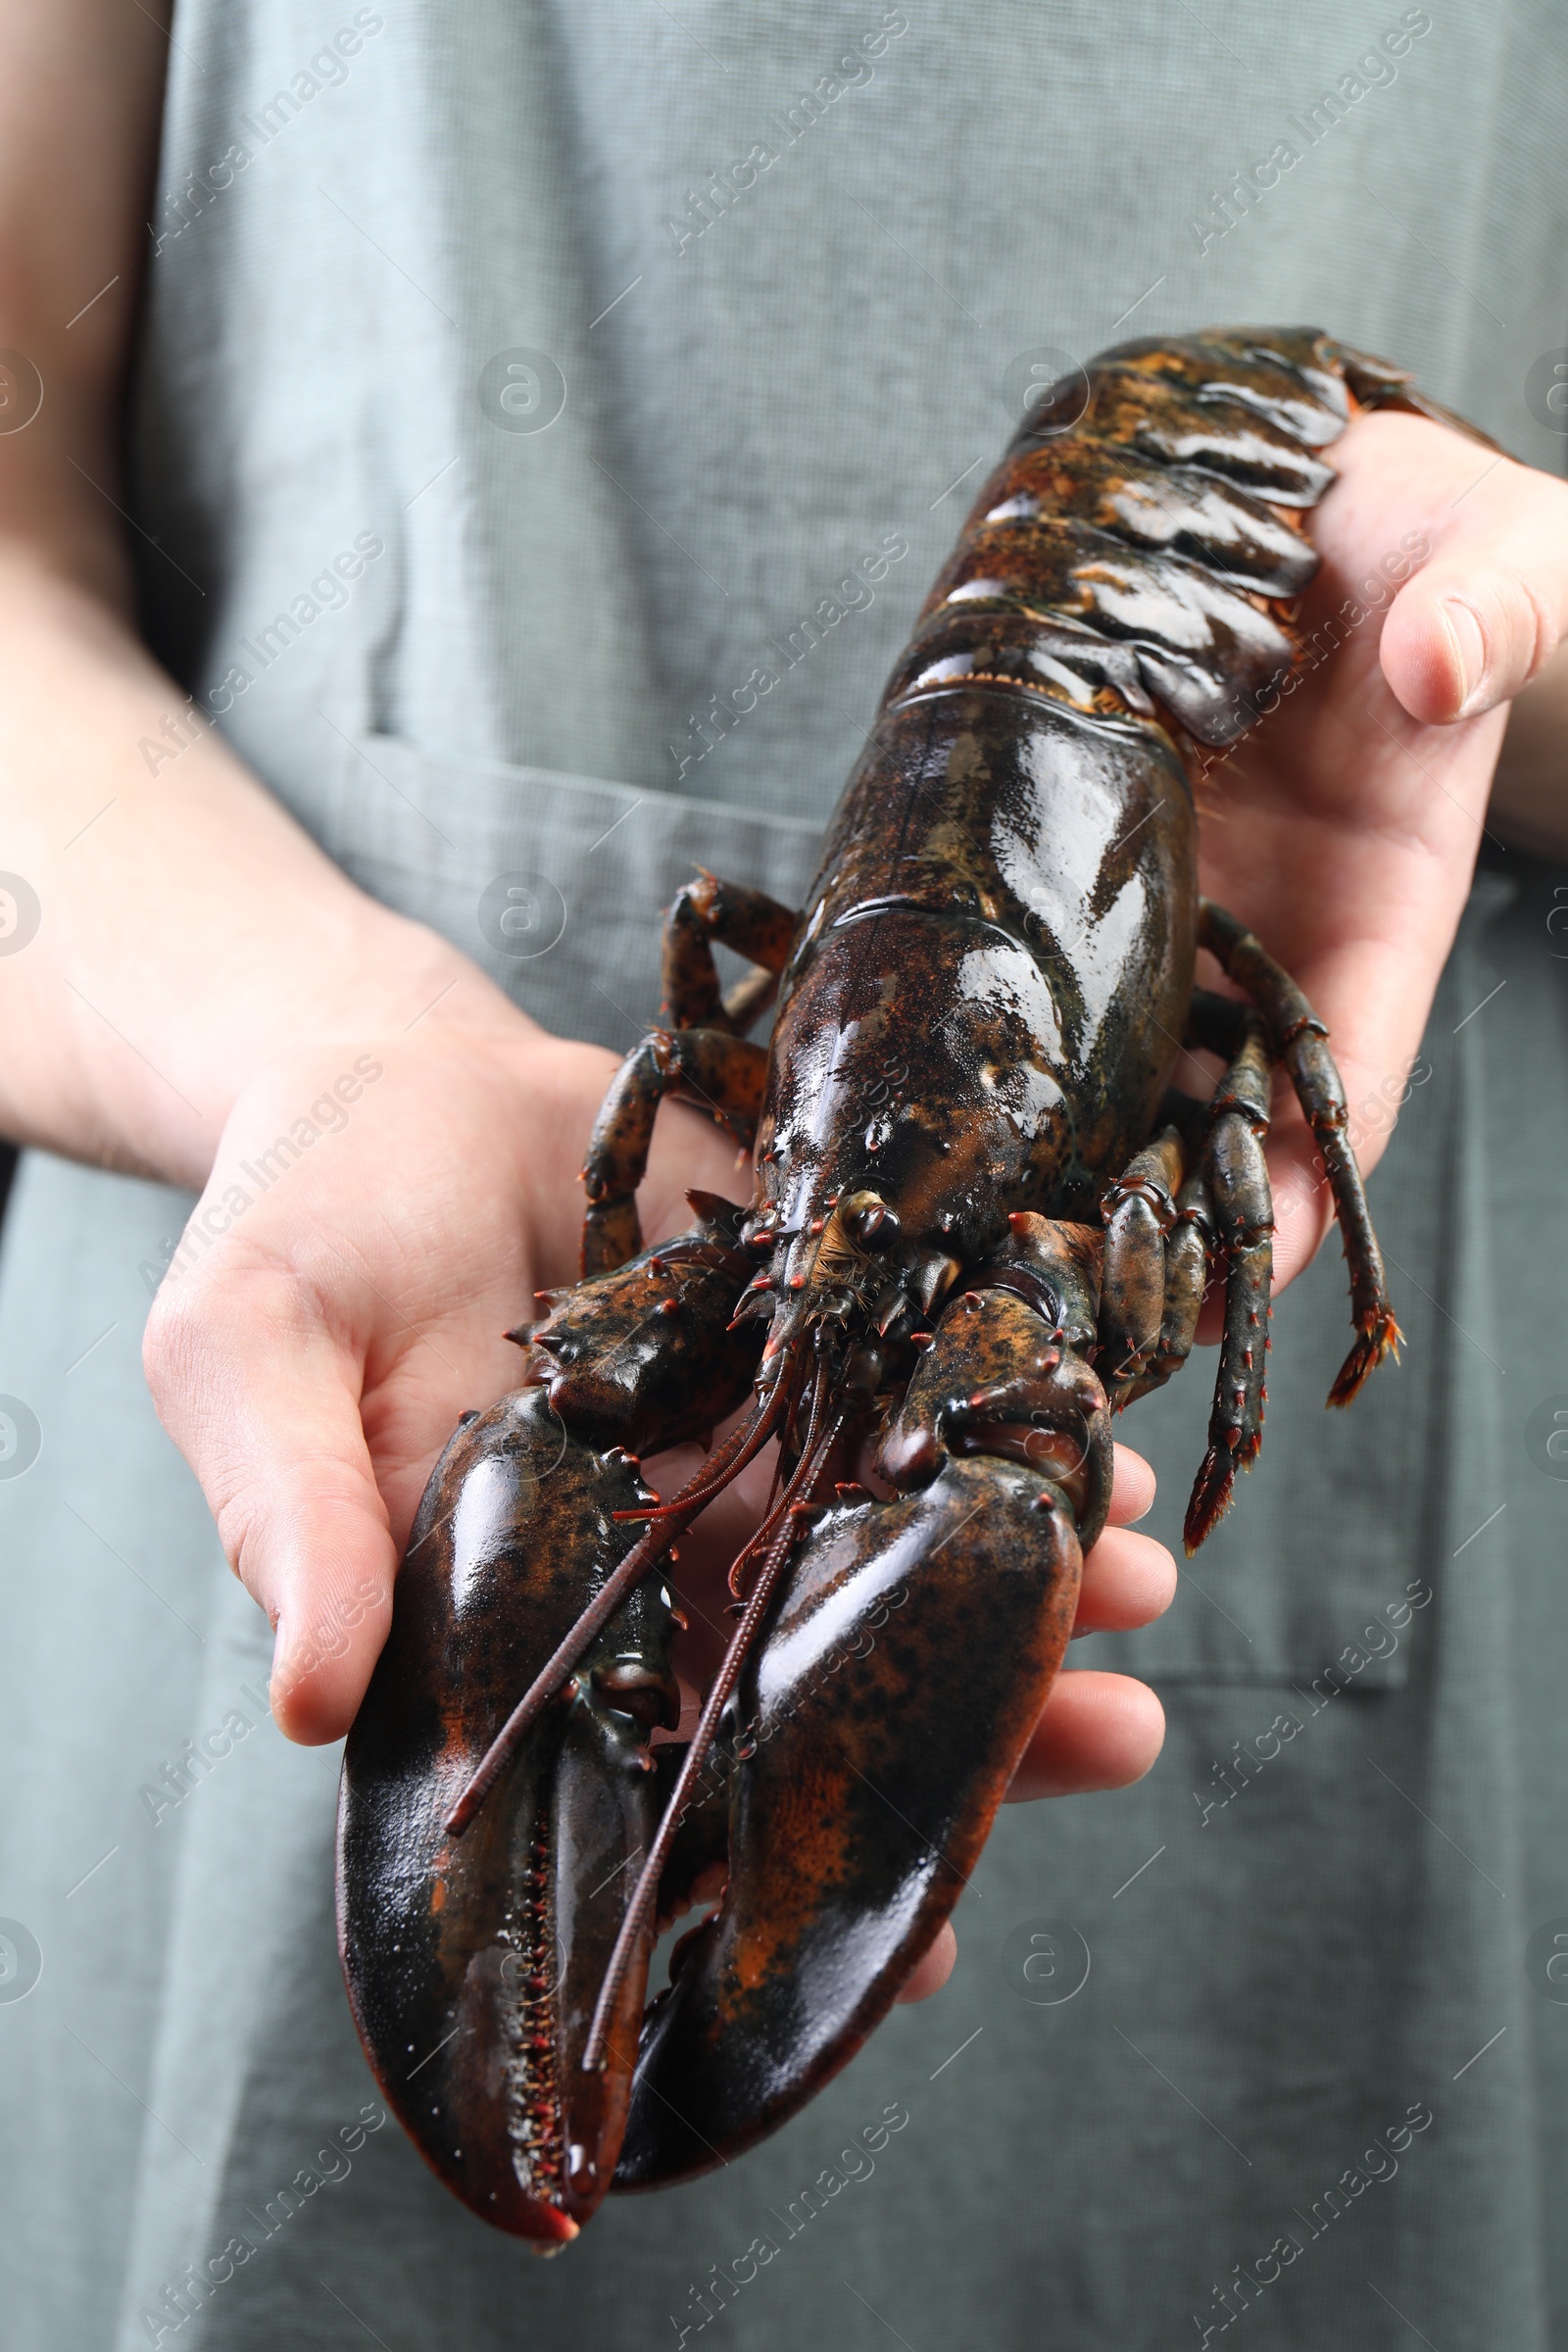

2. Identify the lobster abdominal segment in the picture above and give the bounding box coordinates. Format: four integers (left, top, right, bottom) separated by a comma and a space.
339, 327, 1477, 2240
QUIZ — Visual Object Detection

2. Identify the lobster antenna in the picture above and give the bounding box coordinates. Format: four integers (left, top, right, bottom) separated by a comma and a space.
443, 1377, 790, 1838
582, 1367, 841, 2074
723, 1344, 831, 1596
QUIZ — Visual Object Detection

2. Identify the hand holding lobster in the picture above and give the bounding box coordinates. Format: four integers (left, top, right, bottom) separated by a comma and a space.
146, 1018, 1172, 1781
1190, 404, 1568, 1305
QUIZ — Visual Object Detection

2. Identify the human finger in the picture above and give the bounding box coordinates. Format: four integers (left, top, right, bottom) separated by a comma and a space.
895, 1922, 957, 2003
1106, 1439, 1155, 1525
1005, 1668, 1165, 1801
143, 1258, 398, 1744
1380, 451, 1568, 723
1072, 1525, 1176, 1637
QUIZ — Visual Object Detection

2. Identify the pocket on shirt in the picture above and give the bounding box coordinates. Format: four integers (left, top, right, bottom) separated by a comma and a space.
329, 733, 824, 1053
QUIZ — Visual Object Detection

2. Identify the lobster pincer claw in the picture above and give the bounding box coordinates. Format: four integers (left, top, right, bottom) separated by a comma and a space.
338, 1392, 676, 2243
515, 1191, 760, 1457
614, 1216, 1110, 2190
337, 1207, 764, 2245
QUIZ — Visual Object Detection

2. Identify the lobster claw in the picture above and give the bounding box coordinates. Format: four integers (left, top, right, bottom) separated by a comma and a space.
337, 1390, 676, 2242
337, 1203, 762, 2244
615, 1457, 1082, 2184
616, 1221, 1109, 2186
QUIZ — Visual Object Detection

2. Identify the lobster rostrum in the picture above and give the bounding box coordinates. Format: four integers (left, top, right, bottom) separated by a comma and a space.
339, 328, 1487, 2243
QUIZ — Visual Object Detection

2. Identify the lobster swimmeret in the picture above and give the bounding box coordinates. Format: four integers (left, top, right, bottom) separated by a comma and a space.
338, 328, 1486, 2243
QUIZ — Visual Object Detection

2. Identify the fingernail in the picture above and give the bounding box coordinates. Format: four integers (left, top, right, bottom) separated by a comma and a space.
1441, 599, 1488, 714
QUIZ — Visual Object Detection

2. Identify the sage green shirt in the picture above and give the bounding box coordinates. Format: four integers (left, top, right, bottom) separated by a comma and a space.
1, 5, 1565, 2346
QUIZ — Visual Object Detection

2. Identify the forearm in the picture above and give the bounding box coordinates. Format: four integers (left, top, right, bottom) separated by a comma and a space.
0, 542, 530, 1189
0, 0, 543, 1189
1491, 636, 1568, 858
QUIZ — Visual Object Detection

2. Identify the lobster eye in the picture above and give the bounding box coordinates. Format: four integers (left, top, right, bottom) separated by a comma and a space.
853, 1200, 901, 1250
593, 1659, 680, 1735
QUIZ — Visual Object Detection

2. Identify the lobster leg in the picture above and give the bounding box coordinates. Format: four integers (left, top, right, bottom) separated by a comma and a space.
1177, 995, 1276, 1550
581, 1027, 768, 1275
662, 871, 799, 1034
1198, 900, 1400, 1403
616, 1219, 1110, 2189
1144, 1162, 1213, 1394
1099, 1125, 1186, 1396
1104, 1004, 1277, 1544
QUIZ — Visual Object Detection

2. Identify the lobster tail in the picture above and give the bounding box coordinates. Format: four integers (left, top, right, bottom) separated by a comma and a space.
887, 327, 1494, 760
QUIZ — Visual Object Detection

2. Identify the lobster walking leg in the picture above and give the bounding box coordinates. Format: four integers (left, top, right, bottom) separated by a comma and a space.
1198, 899, 1401, 1403
1136, 1160, 1213, 1397
662, 872, 799, 1033
1106, 1003, 1276, 1543
1177, 996, 1276, 1548
581, 1027, 768, 1275
1100, 1126, 1186, 1395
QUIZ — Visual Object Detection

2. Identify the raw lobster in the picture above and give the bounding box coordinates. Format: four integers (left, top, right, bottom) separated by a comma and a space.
338, 328, 1482, 2243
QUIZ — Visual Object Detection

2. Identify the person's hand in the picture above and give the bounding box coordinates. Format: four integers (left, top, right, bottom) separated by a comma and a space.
1191, 410, 1568, 1301
142, 1002, 709, 1740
